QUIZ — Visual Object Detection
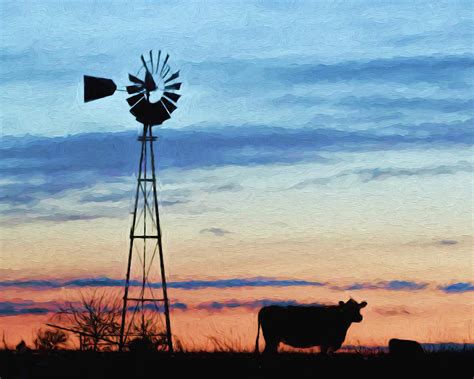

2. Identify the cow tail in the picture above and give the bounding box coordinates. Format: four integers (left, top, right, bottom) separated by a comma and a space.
255, 311, 261, 354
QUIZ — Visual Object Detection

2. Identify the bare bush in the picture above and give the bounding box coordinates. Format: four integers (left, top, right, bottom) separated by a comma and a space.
54, 291, 121, 351
34, 328, 68, 351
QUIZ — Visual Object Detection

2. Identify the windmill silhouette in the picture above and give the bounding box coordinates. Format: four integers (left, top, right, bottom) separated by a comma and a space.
84, 50, 182, 351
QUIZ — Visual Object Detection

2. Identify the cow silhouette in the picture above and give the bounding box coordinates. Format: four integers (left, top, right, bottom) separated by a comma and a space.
255, 298, 367, 354
389, 338, 424, 357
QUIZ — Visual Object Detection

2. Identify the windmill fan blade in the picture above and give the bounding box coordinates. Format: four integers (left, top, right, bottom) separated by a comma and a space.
126, 85, 144, 94
126, 94, 144, 106
149, 101, 171, 123
145, 71, 157, 91
141, 54, 150, 73
155, 50, 161, 74
130, 98, 170, 126
163, 92, 181, 103
160, 54, 170, 76
164, 71, 180, 84
129, 74, 144, 85
84, 75, 117, 102
161, 97, 177, 114
149, 50, 154, 73
161, 66, 171, 79
165, 82, 182, 91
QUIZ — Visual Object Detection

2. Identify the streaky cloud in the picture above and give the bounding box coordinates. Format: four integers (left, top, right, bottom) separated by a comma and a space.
267, 55, 474, 87
292, 161, 473, 189
438, 282, 474, 293
0, 300, 64, 316
0, 277, 326, 290
439, 239, 458, 245
338, 96, 474, 113
196, 299, 322, 311
2, 121, 472, 213
2, 277, 469, 294
331, 280, 428, 291
200, 228, 231, 237
373, 307, 412, 316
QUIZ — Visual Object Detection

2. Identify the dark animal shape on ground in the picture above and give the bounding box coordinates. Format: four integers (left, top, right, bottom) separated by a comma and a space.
389, 338, 424, 357
255, 298, 367, 354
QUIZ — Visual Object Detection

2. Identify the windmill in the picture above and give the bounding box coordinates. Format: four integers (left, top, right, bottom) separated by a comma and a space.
83, 50, 182, 352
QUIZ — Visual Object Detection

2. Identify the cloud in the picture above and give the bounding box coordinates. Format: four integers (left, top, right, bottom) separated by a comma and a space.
292, 161, 473, 189
355, 163, 473, 183
439, 239, 458, 245
167, 278, 326, 290
0, 280, 62, 288
161, 199, 189, 207
438, 282, 474, 293
204, 183, 244, 193
373, 307, 412, 316
332, 280, 428, 291
387, 21, 474, 48
0, 212, 110, 227
338, 96, 474, 113
267, 55, 474, 87
8, 277, 474, 294
0, 300, 63, 316
272, 95, 326, 107
135, 302, 188, 312
196, 299, 322, 311
0, 299, 187, 317
0, 277, 440, 293
0, 277, 326, 290
64, 278, 127, 287
35, 214, 105, 222
2, 120, 472, 213
80, 192, 129, 203
200, 228, 231, 237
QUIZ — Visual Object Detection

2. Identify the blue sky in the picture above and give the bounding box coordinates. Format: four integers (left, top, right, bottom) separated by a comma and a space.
1, 1, 473, 136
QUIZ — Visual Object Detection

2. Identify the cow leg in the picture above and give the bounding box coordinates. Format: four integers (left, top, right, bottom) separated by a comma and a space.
263, 339, 279, 354
330, 342, 342, 353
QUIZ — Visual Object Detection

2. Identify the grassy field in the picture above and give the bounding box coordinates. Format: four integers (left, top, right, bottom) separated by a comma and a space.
2, 350, 473, 379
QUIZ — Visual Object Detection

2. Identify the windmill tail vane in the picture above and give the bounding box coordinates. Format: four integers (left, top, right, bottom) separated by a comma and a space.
82, 49, 182, 352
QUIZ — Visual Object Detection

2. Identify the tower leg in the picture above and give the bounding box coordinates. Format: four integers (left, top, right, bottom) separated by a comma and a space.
119, 125, 147, 351
149, 126, 173, 352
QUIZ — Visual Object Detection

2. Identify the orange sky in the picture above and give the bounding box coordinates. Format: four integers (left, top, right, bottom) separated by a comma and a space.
2, 283, 473, 350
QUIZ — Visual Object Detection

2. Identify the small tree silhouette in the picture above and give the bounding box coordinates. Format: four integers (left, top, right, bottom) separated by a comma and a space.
55, 291, 121, 351
34, 328, 68, 351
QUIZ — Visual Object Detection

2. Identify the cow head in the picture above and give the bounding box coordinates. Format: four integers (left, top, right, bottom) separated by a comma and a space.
338, 298, 367, 323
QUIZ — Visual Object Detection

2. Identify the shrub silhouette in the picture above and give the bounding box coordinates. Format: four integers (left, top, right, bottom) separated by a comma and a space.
54, 291, 121, 351
127, 312, 168, 352
34, 329, 68, 351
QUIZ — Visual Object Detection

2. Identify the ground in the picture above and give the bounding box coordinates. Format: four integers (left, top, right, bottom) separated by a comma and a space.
1, 350, 473, 379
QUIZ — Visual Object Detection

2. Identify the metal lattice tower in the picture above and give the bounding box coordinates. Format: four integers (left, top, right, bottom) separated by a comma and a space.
118, 124, 173, 351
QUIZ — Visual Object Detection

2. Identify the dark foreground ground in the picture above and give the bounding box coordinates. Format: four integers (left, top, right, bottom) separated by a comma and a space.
1, 350, 473, 379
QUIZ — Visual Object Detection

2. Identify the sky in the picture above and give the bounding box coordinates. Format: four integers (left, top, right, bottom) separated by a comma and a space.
0, 0, 473, 349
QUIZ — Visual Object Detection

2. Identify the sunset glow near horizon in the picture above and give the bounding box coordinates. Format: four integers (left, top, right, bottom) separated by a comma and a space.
1, 1, 473, 349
